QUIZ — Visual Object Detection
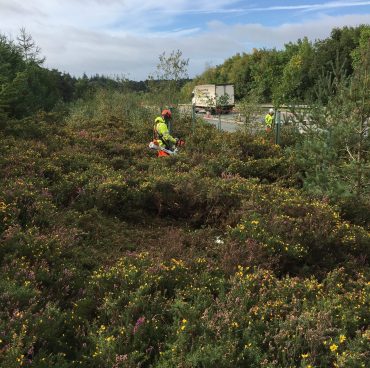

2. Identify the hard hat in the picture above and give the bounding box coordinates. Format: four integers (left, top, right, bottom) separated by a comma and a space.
161, 109, 172, 118
269, 108, 274, 114
155, 116, 165, 124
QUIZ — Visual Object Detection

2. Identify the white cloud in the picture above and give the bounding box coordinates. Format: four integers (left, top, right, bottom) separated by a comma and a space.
246, 1, 370, 13
0, 1, 369, 79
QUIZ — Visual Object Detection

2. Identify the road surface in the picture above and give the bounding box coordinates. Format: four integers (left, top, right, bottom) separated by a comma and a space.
198, 112, 264, 133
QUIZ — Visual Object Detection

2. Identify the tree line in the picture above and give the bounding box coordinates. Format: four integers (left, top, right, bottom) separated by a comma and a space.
182, 25, 370, 104
0, 29, 151, 120
1, 25, 369, 121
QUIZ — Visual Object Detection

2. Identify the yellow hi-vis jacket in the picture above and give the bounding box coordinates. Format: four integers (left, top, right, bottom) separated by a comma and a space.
265, 113, 273, 128
154, 120, 176, 149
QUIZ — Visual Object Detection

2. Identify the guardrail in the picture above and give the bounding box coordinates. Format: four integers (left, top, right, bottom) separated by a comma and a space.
178, 103, 313, 137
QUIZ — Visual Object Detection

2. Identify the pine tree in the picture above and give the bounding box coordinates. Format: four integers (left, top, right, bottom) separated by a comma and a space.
16, 27, 45, 64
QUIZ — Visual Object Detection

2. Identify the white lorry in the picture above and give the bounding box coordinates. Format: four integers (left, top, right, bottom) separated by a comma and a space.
192, 84, 235, 113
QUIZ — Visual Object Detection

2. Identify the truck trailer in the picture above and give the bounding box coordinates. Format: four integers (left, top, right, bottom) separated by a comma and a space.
192, 84, 235, 113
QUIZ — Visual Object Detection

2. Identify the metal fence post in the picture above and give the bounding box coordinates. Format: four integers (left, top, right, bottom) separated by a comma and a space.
168, 106, 174, 134
275, 110, 281, 145
191, 104, 195, 133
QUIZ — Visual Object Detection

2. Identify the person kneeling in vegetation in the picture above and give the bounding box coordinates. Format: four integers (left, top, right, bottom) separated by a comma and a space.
153, 109, 179, 157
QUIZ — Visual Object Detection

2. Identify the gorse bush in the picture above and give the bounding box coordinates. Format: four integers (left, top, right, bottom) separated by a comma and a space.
4, 253, 363, 368
0, 88, 369, 367
230, 185, 369, 275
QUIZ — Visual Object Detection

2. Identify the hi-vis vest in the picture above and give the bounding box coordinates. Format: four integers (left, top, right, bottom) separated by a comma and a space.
153, 121, 176, 148
265, 114, 273, 128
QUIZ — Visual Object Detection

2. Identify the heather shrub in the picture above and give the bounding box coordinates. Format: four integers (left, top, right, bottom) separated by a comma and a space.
234, 133, 282, 159
0, 199, 14, 234
230, 186, 370, 274
42, 254, 367, 368
1, 88, 369, 367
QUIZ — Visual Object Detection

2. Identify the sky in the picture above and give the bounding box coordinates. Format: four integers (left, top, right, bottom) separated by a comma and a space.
1, 1, 370, 80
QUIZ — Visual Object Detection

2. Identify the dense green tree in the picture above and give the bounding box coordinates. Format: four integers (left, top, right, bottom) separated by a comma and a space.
249, 48, 286, 102
0, 33, 71, 118
1, 64, 63, 118
274, 38, 315, 103
215, 53, 254, 99
54, 71, 76, 102
0, 34, 26, 80
230, 54, 253, 99
290, 36, 370, 223
0, 35, 26, 117
311, 26, 363, 78
351, 26, 370, 69
182, 25, 369, 104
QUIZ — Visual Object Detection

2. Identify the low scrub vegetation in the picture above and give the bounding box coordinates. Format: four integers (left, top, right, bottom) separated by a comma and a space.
0, 96, 368, 367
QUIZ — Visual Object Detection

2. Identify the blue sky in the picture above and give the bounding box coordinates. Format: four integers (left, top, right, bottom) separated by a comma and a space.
1, 1, 369, 80
155, 1, 370, 29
